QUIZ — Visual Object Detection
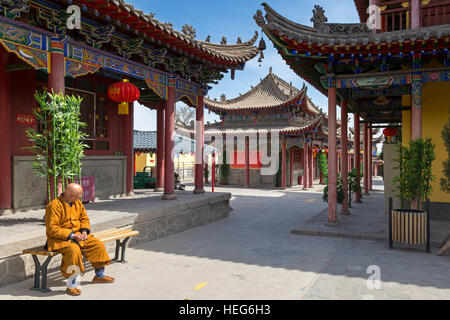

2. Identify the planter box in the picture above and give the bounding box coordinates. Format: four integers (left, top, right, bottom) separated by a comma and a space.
388, 198, 430, 253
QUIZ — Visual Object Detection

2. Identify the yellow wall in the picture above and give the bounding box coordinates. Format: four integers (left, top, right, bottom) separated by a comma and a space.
422, 82, 449, 203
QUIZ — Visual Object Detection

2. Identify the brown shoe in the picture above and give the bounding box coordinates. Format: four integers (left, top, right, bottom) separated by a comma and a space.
92, 275, 115, 283
66, 287, 81, 296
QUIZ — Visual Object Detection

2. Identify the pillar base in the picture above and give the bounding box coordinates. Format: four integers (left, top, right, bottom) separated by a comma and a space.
154, 187, 164, 192
193, 189, 205, 194
325, 220, 341, 227
340, 210, 351, 215
126, 192, 135, 197
364, 192, 369, 196
302, 187, 308, 191
162, 193, 177, 200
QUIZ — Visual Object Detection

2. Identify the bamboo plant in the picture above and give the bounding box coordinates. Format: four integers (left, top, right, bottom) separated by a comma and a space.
24, 90, 88, 203
392, 138, 436, 211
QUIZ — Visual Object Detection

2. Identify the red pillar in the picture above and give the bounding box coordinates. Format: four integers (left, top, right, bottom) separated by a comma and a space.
289, 147, 294, 187
363, 122, 369, 195
411, 0, 420, 29
244, 136, 250, 188
0, 48, 11, 210
369, 129, 373, 191
308, 142, 313, 188
125, 102, 134, 195
341, 100, 349, 215
411, 80, 422, 140
327, 86, 338, 223
48, 39, 65, 95
155, 104, 165, 191
354, 114, 361, 203
194, 95, 205, 194
281, 137, 286, 188
162, 82, 176, 200
303, 139, 309, 190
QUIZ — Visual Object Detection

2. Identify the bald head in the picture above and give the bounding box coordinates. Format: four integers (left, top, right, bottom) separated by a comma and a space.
63, 183, 83, 204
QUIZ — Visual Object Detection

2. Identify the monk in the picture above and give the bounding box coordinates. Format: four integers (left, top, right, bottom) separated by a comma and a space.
45, 183, 114, 296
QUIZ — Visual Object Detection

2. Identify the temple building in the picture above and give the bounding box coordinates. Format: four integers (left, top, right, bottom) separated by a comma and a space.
255, 1, 450, 221
0, 0, 259, 213
177, 69, 351, 189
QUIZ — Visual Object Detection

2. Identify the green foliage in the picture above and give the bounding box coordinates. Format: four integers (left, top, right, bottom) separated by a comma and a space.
392, 138, 436, 210
318, 152, 328, 178
348, 168, 362, 194
440, 117, 450, 193
322, 173, 346, 205
219, 150, 229, 183
24, 91, 88, 203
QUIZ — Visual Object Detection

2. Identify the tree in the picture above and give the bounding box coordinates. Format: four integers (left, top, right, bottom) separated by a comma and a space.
175, 103, 195, 127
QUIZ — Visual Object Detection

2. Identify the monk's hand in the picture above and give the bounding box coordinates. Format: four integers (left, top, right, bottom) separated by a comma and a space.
72, 233, 84, 242
81, 231, 88, 241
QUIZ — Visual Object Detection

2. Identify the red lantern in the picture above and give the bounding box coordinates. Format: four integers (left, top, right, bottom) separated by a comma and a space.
383, 127, 397, 142
107, 79, 140, 115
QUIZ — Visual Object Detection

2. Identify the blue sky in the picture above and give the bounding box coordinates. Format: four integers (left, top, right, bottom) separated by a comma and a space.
131, 0, 361, 131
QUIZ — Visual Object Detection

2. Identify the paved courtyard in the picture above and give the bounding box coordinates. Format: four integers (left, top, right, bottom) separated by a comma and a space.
0, 180, 449, 300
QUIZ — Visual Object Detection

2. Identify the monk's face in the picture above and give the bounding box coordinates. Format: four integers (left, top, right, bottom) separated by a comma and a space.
63, 185, 83, 203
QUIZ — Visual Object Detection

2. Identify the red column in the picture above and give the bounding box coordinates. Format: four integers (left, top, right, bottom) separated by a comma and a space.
0, 48, 11, 210
369, 128, 373, 191
281, 137, 286, 188
155, 104, 165, 191
303, 139, 309, 190
289, 147, 293, 187
194, 95, 205, 194
363, 122, 369, 195
341, 100, 349, 215
244, 136, 250, 188
327, 86, 338, 223
125, 102, 134, 195
308, 142, 313, 188
162, 82, 176, 200
48, 39, 65, 95
411, 81, 422, 140
411, 0, 420, 29
354, 114, 361, 203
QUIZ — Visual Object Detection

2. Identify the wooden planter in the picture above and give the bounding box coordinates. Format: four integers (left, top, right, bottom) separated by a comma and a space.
388, 198, 430, 253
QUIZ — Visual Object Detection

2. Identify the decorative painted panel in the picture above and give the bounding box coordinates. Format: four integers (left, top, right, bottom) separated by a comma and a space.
0, 39, 48, 71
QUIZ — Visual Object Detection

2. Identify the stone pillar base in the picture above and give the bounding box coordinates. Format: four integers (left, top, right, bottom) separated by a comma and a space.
162, 193, 177, 200
325, 221, 341, 227
193, 189, 205, 194
126, 191, 135, 197
154, 187, 164, 192
340, 210, 351, 215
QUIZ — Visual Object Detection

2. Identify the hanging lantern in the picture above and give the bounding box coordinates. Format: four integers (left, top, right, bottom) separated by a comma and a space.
383, 127, 397, 142
107, 79, 140, 115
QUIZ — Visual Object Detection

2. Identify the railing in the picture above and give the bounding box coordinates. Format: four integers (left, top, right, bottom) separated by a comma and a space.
380, 0, 411, 32
421, 0, 450, 27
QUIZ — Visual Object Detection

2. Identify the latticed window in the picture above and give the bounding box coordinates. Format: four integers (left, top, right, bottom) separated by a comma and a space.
292, 147, 302, 170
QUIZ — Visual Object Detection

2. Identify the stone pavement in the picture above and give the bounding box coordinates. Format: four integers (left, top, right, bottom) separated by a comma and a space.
291, 177, 450, 247
0, 182, 448, 300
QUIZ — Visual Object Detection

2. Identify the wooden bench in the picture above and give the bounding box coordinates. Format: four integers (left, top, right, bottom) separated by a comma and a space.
438, 233, 450, 256
22, 228, 139, 293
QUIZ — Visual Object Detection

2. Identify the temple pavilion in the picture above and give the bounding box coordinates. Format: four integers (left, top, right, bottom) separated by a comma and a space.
177, 68, 353, 189
0, 0, 260, 213
255, 1, 450, 222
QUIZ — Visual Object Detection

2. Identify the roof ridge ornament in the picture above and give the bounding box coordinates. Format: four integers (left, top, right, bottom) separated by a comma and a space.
254, 9, 266, 27
181, 24, 196, 38
205, 35, 211, 42
311, 5, 328, 31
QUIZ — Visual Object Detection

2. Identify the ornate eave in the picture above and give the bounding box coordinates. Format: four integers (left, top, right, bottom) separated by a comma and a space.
204, 70, 310, 113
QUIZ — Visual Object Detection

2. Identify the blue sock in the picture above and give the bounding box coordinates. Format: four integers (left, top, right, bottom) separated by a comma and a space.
95, 267, 105, 278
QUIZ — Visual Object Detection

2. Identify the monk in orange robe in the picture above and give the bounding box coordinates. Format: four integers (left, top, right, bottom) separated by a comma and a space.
45, 183, 114, 296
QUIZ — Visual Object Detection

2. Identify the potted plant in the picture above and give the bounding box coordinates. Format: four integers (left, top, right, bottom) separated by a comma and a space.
219, 150, 229, 184
25, 90, 88, 204
389, 138, 436, 252
348, 168, 361, 207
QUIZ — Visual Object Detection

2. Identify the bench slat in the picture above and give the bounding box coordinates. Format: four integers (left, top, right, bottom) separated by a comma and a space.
22, 228, 138, 256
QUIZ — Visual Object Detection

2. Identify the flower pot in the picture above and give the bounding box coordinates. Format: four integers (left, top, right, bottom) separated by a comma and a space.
388, 197, 430, 253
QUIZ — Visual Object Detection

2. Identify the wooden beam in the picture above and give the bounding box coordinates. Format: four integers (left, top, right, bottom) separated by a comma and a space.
5, 63, 34, 72
348, 106, 411, 113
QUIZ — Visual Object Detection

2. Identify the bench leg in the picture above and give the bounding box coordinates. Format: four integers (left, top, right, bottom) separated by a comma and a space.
112, 237, 130, 263
30, 255, 53, 293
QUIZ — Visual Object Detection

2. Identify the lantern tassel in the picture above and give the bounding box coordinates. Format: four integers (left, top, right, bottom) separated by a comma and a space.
118, 102, 129, 115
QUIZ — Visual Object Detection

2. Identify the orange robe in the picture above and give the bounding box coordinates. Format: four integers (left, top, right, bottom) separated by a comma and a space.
45, 196, 111, 278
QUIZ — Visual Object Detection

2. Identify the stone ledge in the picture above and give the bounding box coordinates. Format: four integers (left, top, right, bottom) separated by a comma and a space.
0, 192, 231, 288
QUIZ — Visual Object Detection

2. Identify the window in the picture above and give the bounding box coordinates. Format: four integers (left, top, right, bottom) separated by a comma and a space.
292, 147, 302, 170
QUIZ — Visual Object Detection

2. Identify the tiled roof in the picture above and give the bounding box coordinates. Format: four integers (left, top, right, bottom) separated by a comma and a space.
102, 0, 260, 65
204, 70, 308, 111
134, 130, 216, 154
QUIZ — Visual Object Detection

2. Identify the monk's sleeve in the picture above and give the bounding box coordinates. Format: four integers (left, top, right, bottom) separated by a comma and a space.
46, 204, 72, 240
79, 203, 91, 234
